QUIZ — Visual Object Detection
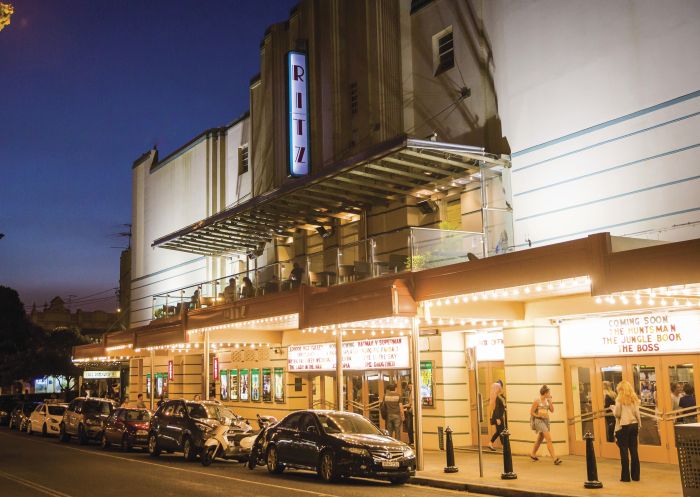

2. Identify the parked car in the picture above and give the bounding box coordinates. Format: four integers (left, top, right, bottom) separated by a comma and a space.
59, 397, 117, 444
9, 401, 40, 432
101, 408, 151, 451
148, 400, 253, 461
27, 402, 68, 436
260, 410, 415, 484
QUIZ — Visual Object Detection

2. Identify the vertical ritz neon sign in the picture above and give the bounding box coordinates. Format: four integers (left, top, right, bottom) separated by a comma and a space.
288, 51, 309, 176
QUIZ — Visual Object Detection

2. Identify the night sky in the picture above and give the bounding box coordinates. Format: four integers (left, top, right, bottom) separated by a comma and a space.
0, 0, 297, 311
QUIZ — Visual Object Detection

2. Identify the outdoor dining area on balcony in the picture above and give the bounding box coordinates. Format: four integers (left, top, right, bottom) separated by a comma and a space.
151, 226, 488, 320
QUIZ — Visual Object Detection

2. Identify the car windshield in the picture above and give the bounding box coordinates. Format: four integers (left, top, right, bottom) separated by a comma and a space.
317, 413, 382, 435
125, 410, 150, 421
84, 401, 111, 416
47, 406, 65, 416
186, 403, 236, 421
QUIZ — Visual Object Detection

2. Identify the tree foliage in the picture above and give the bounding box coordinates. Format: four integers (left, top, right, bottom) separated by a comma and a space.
0, 286, 90, 389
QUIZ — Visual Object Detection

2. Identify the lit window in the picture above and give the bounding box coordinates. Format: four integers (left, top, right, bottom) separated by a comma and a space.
434, 27, 454, 75
238, 145, 249, 175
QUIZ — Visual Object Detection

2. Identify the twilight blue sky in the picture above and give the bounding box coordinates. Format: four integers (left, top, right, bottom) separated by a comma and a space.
0, 0, 297, 311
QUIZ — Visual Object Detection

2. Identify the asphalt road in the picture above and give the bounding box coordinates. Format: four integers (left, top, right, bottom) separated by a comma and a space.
0, 427, 491, 497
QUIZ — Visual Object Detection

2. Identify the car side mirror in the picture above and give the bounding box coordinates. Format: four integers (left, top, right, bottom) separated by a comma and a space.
306, 425, 317, 434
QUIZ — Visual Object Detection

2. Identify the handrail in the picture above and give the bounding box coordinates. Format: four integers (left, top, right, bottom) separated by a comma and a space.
568, 405, 700, 425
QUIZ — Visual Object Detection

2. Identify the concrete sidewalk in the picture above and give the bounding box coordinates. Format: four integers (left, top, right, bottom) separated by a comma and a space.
411, 449, 683, 497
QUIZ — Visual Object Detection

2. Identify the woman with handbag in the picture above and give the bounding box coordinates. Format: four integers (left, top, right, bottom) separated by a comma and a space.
614, 380, 641, 482
529, 384, 562, 464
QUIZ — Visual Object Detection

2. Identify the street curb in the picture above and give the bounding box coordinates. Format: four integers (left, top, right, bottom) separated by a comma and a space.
410, 476, 577, 497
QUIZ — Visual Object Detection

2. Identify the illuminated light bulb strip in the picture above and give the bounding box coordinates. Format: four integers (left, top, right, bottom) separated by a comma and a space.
72, 356, 130, 364
424, 276, 592, 307
187, 313, 299, 335
105, 344, 134, 352
593, 285, 700, 307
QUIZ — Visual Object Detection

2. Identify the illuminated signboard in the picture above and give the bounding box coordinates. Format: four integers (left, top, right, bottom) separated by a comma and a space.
168, 360, 174, 381
288, 337, 410, 372
560, 311, 700, 358
213, 357, 219, 380
84, 370, 120, 379
288, 51, 309, 176
466, 331, 504, 362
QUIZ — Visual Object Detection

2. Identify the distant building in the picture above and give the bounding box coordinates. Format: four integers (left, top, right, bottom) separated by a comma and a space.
30, 297, 117, 340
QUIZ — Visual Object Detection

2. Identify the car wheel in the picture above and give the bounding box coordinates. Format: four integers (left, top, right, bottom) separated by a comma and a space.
266, 446, 284, 474
183, 437, 197, 462
42, 424, 47, 437
389, 475, 410, 485
26, 422, 32, 435
148, 434, 161, 457
318, 451, 338, 482
77, 425, 88, 445
59, 424, 70, 443
101, 432, 111, 450
121, 434, 131, 452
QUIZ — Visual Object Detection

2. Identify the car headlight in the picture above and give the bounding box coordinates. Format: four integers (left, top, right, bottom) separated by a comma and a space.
343, 447, 370, 457
403, 446, 415, 458
0, 411, 7, 416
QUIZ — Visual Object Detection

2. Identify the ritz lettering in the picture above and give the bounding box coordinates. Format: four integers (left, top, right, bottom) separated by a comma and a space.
288, 52, 309, 176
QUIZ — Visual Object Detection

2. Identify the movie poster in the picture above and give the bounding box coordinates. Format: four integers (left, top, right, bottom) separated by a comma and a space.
240, 369, 249, 401
220, 370, 228, 400
251, 368, 260, 402
274, 368, 284, 403
230, 369, 238, 401
262, 368, 271, 402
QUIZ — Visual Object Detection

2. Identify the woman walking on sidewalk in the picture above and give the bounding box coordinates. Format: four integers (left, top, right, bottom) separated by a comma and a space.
529, 385, 562, 465
488, 380, 506, 451
614, 380, 641, 482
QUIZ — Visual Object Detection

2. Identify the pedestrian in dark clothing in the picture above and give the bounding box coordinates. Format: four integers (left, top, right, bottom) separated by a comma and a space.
679, 384, 697, 423
603, 381, 617, 442
488, 381, 506, 451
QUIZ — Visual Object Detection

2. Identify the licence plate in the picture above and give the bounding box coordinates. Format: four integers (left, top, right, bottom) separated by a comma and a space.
382, 461, 400, 468
137, 430, 148, 436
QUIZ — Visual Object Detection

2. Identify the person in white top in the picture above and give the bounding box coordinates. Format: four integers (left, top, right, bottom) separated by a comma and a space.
614, 380, 642, 482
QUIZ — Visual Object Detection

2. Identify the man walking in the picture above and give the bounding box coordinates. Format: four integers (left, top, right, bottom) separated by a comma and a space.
382, 383, 404, 440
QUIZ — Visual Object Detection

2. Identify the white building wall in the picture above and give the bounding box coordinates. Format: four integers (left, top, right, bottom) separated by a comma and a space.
130, 118, 251, 327
483, 0, 700, 248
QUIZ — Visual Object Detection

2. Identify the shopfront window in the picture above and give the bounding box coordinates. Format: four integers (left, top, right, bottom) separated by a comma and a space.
571, 366, 594, 440
633, 364, 661, 446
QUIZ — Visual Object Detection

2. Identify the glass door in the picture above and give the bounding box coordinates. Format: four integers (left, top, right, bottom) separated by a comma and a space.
662, 356, 700, 464
595, 360, 625, 459
630, 358, 666, 461
565, 360, 597, 456
367, 372, 382, 428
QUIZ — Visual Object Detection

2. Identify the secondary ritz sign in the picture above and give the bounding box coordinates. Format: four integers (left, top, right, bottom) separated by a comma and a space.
288, 51, 310, 176
560, 311, 700, 358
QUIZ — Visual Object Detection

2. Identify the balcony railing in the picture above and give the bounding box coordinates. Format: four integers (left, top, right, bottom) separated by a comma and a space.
151, 227, 486, 320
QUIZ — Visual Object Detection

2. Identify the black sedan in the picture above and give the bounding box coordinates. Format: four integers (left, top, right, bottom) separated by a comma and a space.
261, 410, 415, 484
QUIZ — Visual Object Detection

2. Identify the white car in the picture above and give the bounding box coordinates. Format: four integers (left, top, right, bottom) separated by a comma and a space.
27, 403, 68, 436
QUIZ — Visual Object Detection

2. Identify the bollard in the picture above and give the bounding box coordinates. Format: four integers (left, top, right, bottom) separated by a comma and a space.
583, 432, 603, 489
444, 426, 459, 473
500, 428, 517, 480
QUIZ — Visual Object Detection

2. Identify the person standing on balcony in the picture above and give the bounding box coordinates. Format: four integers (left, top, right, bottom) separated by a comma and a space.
241, 277, 254, 299
290, 262, 304, 288
223, 278, 237, 304
190, 289, 200, 310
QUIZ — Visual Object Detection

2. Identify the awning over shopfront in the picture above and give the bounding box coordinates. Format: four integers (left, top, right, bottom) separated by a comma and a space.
301, 277, 416, 329
134, 319, 186, 350
152, 136, 508, 256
